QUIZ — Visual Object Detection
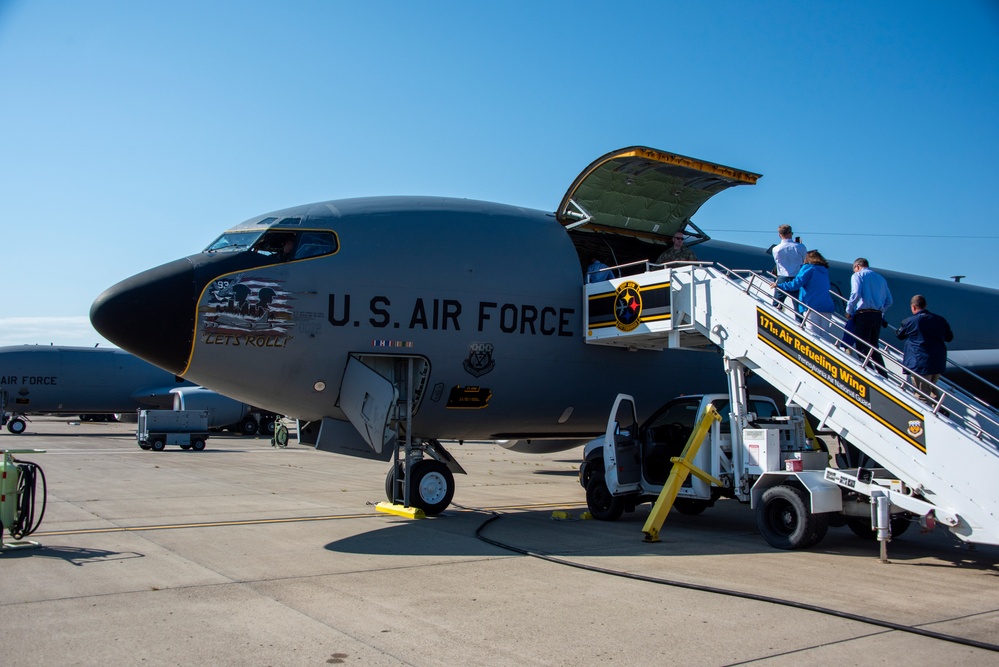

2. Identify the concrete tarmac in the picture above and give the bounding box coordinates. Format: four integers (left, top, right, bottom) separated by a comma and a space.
2, 417, 999, 666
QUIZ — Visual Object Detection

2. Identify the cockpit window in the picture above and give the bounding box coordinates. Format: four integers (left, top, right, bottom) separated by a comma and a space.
252, 230, 338, 261
205, 231, 264, 253
204, 229, 337, 263
252, 232, 296, 257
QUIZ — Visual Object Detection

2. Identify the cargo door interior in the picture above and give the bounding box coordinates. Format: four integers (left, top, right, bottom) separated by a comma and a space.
556, 146, 761, 268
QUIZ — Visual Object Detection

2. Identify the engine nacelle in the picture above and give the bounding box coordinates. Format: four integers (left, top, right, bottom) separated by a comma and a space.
170, 387, 249, 429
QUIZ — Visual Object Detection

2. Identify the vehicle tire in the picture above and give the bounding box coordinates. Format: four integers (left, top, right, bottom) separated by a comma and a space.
191, 438, 206, 451
262, 417, 276, 435
240, 418, 258, 436
139, 444, 152, 450
7, 417, 27, 435
673, 498, 709, 516
585, 473, 625, 521
150, 438, 166, 452
180, 444, 192, 450
846, 515, 912, 539
385, 462, 405, 503
756, 485, 828, 549
407, 460, 455, 516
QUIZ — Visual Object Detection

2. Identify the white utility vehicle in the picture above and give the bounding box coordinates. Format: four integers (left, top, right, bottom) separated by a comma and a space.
579, 392, 911, 549
137, 409, 210, 451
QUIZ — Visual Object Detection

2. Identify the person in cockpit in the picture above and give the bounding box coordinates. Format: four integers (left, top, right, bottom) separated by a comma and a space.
279, 235, 296, 261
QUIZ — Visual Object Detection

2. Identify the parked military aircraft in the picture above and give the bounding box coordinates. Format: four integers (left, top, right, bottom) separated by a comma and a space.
90, 147, 999, 514
0, 345, 275, 435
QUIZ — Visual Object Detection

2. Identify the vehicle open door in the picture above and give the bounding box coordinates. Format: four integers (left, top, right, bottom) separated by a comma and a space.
603, 393, 641, 494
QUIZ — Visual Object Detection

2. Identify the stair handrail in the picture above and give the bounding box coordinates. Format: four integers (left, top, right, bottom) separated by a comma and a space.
675, 263, 999, 448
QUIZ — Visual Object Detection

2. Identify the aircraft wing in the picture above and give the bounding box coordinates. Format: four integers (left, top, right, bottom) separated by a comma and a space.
945, 350, 999, 405
556, 146, 760, 242
948, 349, 999, 375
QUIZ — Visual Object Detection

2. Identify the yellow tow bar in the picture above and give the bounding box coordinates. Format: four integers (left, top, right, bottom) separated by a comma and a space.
642, 405, 723, 542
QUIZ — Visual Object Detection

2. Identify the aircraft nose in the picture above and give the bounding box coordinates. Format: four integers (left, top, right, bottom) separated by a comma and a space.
90, 257, 198, 375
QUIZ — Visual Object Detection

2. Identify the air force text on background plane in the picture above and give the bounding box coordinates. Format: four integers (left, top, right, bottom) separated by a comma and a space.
1, 376, 57, 385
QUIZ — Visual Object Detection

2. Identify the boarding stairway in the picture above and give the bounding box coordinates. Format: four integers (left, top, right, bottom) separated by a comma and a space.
584, 262, 999, 545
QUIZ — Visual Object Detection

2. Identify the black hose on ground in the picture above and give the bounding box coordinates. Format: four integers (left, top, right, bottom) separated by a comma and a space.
471, 508, 999, 654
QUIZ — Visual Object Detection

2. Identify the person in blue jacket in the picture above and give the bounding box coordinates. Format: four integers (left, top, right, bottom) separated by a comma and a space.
777, 250, 836, 344
585, 255, 614, 283
896, 294, 953, 401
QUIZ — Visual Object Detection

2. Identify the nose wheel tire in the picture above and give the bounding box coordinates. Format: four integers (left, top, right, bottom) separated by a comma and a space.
385, 462, 405, 504
409, 460, 454, 516
383, 459, 455, 516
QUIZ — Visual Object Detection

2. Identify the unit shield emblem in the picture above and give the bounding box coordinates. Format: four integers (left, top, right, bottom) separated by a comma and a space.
464, 342, 495, 378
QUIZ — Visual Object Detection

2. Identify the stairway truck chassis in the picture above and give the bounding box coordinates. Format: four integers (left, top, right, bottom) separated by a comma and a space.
582, 262, 999, 549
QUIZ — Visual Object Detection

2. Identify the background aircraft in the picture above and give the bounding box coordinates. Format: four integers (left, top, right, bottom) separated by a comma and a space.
0, 345, 276, 435
89, 147, 999, 513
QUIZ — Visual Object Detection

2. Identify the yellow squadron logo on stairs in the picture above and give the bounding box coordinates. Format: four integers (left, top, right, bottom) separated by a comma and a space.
614, 281, 642, 332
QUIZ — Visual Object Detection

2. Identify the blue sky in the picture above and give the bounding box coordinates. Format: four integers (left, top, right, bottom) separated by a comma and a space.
1, 1, 997, 347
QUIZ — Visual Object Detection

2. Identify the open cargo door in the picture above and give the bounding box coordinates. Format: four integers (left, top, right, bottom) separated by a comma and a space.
557, 146, 760, 244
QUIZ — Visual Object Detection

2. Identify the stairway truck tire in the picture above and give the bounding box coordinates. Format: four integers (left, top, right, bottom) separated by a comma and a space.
756, 484, 829, 550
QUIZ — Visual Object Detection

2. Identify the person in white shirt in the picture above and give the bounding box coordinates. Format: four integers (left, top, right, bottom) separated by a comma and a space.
772, 224, 806, 308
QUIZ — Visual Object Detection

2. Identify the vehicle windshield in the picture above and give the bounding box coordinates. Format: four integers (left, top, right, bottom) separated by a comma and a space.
205, 231, 264, 253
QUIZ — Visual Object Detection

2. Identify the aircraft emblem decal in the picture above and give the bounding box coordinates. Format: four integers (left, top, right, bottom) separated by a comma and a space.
463, 342, 496, 378
907, 420, 924, 438
614, 281, 643, 332
200, 274, 296, 342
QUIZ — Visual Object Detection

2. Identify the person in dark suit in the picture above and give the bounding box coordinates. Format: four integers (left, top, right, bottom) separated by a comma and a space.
896, 294, 954, 401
